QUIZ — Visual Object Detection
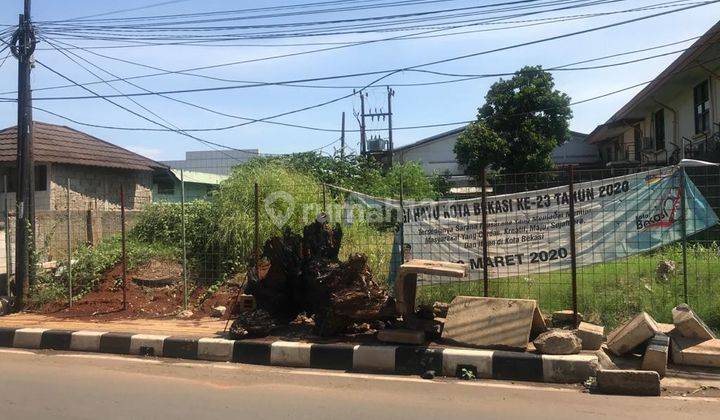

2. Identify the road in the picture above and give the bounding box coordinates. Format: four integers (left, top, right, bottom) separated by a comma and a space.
0, 349, 717, 420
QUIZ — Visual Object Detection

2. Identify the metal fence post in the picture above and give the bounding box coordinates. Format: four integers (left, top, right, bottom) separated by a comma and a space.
322, 183, 327, 213
480, 167, 489, 297
254, 182, 260, 271
568, 166, 579, 328
181, 169, 188, 310
399, 171, 405, 262
66, 178, 72, 307
120, 184, 127, 311
3, 175, 9, 297
680, 167, 688, 304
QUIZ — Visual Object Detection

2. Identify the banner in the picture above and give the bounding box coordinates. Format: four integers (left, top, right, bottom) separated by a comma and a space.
401, 167, 718, 282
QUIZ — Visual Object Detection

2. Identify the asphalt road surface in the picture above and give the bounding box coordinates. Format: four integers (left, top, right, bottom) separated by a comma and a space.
0, 348, 717, 419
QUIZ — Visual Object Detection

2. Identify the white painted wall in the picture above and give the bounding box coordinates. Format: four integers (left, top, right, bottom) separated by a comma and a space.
393, 132, 463, 175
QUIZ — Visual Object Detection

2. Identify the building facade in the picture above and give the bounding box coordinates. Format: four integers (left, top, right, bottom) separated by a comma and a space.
392, 128, 591, 176
161, 149, 259, 176
587, 22, 720, 167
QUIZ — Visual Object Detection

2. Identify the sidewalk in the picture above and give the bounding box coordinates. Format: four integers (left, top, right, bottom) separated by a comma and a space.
0, 313, 228, 336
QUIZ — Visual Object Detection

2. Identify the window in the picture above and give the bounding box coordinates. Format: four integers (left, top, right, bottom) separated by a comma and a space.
35, 165, 47, 191
156, 179, 175, 195
0, 165, 46, 192
654, 109, 665, 151
694, 80, 710, 134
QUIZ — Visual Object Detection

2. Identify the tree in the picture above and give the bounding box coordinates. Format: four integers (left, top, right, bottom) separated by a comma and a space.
456, 65, 572, 174
454, 121, 509, 176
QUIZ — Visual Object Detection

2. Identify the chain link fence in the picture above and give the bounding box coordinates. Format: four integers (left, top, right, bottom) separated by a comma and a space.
5, 163, 719, 330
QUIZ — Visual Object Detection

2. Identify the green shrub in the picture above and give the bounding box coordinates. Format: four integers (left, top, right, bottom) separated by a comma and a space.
28, 236, 179, 307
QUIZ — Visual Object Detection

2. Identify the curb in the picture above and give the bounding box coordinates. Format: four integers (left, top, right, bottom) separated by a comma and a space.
0, 326, 598, 383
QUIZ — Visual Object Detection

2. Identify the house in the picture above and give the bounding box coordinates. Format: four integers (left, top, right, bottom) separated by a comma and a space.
0, 122, 167, 211
161, 149, 259, 176
152, 169, 228, 203
0, 122, 170, 274
586, 21, 720, 167
392, 127, 591, 176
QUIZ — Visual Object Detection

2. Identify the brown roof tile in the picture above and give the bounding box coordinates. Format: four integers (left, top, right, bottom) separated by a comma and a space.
0, 122, 166, 171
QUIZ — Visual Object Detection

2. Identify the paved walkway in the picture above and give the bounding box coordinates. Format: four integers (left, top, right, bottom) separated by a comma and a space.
0, 313, 227, 336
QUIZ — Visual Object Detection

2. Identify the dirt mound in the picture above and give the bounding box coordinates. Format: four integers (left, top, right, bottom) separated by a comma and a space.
35, 258, 237, 320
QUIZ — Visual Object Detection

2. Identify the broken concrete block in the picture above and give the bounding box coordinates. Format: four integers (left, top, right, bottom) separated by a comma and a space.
551, 310, 583, 327
595, 346, 619, 370
210, 306, 227, 318
530, 307, 547, 340
377, 328, 426, 345
670, 332, 720, 368
606, 312, 659, 356
640, 333, 669, 378
533, 329, 582, 355
395, 260, 466, 317
441, 296, 536, 350
672, 304, 716, 341
404, 317, 442, 338
596, 369, 661, 396
657, 323, 675, 335
574, 322, 604, 351
234, 294, 256, 314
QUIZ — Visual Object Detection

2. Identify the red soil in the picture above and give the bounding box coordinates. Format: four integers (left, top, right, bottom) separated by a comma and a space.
34, 259, 239, 321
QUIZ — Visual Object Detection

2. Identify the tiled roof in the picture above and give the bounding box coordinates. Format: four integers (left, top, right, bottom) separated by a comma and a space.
0, 122, 166, 171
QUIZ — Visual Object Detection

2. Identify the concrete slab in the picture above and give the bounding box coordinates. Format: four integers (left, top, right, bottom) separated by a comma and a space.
530, 307, 547, 340
441, 296, 536, 350
542, 354, 599, 383
270, 341, 312, 368
606, 312, 659, 356
13, 327, 47, 349
377, 329, 425, 345
129, 334, 169, 357
596, 369, 661, 396
352, 345, 396, 373
670, 333, 720, 368
657, 323, 675, 335
70, 330, 106, 352
641, 333, 669, 378
441, 348, 493, 378
672, 305, 716, 341
395, 260, 466, 317
197, 338, 234, 362
551, 310, 583, 326
575, 322, 604, 351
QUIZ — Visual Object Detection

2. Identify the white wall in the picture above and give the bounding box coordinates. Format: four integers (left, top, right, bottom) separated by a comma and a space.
394, 132, 463, 175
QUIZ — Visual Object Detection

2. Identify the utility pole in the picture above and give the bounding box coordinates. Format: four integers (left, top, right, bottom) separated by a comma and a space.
387, 86, 395, 166
357, 88, 395, 169
357, 90, 367, 155
11, 0, 36, 311
340, 112, 345, 159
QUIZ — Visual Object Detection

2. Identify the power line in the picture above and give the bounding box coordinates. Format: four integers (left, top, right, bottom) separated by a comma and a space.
36, 33, 700, 94
33, 35, 713, 136
34, 1, 695, 92
47, 0, 464, 24
33, 55, 398, 157
37, 0, 629, 41
61, 0, 194, 22
31, 45, 720, 139
21, 1, 718, 103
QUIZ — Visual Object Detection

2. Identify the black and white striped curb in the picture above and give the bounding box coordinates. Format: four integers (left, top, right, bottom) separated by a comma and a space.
0, 327, 598, 383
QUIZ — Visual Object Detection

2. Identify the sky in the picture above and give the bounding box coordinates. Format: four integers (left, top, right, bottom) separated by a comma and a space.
0, 0, 718, 161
